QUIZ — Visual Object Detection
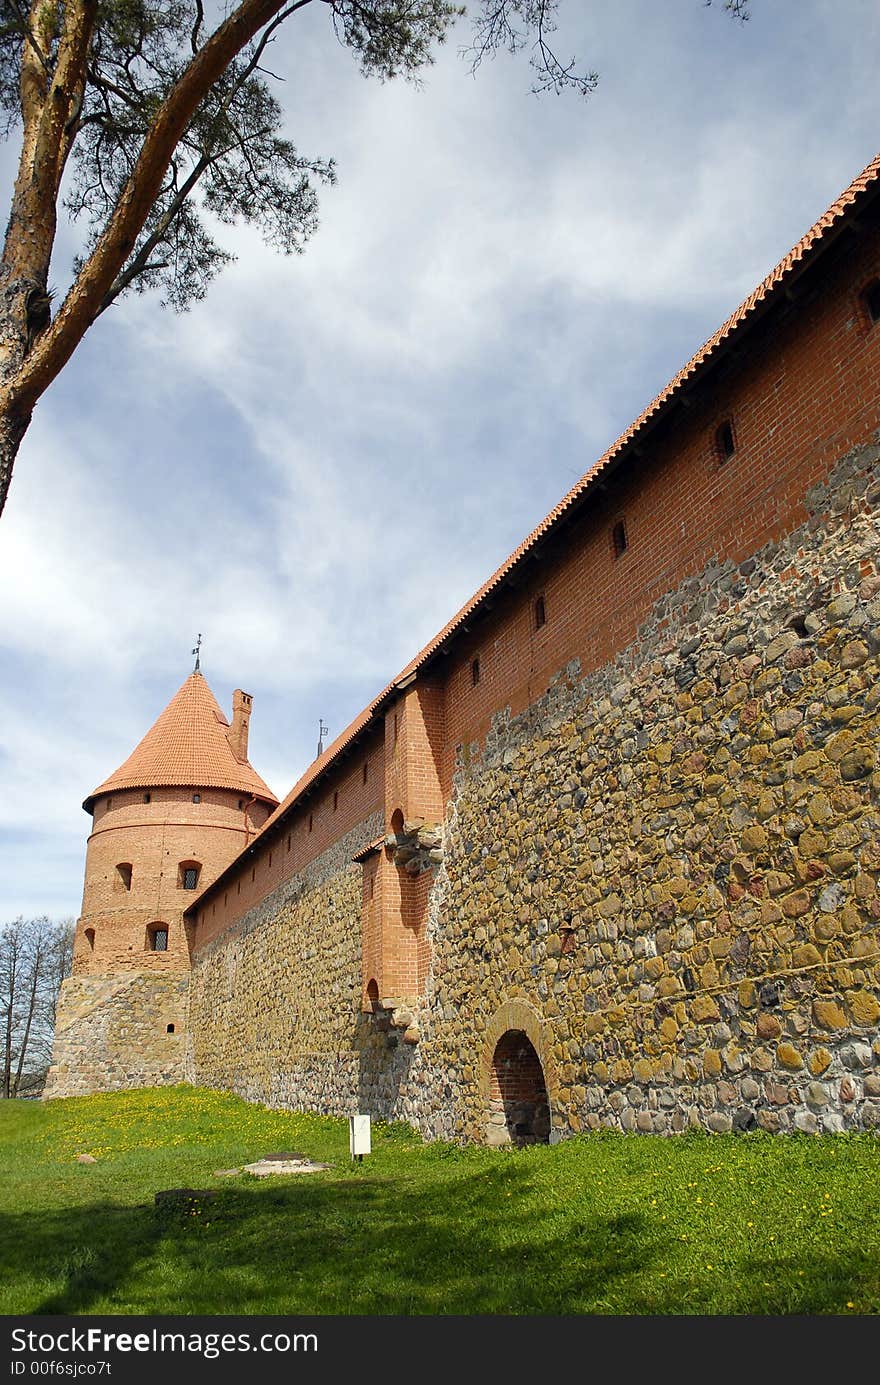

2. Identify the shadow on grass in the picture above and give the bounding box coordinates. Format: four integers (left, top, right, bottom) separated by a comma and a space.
1, 1158, 875, 1315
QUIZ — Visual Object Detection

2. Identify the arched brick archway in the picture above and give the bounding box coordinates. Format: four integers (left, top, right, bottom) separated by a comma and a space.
479, 999, 556, 1146
489, 1031, 550, 1145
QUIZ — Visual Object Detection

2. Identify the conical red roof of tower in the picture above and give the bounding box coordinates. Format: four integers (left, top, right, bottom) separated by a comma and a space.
83, 672, 278, 811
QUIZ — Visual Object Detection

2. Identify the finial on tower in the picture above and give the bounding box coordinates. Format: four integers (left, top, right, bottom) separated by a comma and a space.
316, 718, 329, 758
192, 633, 202, 673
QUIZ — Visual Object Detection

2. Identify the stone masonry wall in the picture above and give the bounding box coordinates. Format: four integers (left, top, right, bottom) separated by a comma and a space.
44, 973, 188, 1098
165, 439, 880, 1143
186, 811, 424, 1116
411, 438, 880, 1141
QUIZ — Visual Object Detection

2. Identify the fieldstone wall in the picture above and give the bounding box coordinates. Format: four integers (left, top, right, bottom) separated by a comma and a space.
106, 437, 878, 1144
43, 973, 188, 1098
186, 811, 426, 1116
412, 438, 880, 1140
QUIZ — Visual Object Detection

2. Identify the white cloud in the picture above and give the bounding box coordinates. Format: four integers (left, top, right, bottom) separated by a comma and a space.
1, 1, 878, 918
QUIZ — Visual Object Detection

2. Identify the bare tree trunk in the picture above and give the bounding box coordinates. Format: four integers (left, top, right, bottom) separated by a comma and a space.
1, 930, 19, 1099
13, 934, 44, 1097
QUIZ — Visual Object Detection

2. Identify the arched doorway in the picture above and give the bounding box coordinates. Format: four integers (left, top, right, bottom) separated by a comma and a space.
488, 1030, 551, 1146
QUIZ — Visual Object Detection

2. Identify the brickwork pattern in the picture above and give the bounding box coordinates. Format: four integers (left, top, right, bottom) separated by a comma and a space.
74, 786, 263, 974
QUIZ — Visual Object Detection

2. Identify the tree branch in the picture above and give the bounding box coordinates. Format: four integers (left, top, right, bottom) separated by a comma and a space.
98, 151, 213, 311
11, 0, 319, 408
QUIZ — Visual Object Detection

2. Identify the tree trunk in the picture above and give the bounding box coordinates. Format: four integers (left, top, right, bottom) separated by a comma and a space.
0, 267, 42, 515
13, 938, 44, 1097
1, 938, 17, 1100
0, 0, 298, 520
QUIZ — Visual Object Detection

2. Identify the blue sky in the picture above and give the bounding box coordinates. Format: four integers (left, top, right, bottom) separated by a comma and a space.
1, 1, 878, 922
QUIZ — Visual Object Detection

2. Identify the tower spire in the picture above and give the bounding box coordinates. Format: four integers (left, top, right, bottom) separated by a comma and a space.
192, 633, 202, 673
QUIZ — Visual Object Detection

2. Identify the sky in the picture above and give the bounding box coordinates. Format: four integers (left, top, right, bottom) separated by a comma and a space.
0, 0, 878, 922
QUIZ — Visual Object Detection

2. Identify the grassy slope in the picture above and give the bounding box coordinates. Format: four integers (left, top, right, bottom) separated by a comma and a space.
0, 1087, 878, 1315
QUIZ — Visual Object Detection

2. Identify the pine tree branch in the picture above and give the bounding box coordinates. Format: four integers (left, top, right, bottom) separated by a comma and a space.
11, 0, 320, 408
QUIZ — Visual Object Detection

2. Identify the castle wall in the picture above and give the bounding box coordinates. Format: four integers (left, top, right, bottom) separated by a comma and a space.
194, 729, 386, 945
52, 179, 880, 1135
43, 973, 188, 1098
186, 812, 425, 1115
181, 215, 880, 1140
415, 439, 880, 1139
183, 437, 879, 1140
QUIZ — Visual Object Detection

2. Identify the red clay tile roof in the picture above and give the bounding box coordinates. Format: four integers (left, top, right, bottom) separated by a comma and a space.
84, 673, 278, 812
190, 148, 880, 906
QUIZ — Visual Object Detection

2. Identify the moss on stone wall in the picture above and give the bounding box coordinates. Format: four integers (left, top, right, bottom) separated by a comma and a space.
69, 442, 880, 1142
420, 440, 880, 1139
187, 814, 388, 1113
44, 974, 188, 1097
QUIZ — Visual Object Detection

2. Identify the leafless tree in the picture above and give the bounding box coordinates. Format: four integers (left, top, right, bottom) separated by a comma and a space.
0, 915, 74, 1096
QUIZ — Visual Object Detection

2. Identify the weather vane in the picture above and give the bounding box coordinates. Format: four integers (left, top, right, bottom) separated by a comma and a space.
317, 718, 329, 758
192, 633, 202, 673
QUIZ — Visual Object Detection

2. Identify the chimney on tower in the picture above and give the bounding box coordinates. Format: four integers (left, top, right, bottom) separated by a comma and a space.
228, 689, 252, 763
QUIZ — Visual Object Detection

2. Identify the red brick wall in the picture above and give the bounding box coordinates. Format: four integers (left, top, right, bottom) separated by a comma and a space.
74, 785, 269, 973
489, 1032, 549, 1105
190, 220, 880, 999
439, 228, 880, 789
383, 683, 445, 826
194, 726, 385, 946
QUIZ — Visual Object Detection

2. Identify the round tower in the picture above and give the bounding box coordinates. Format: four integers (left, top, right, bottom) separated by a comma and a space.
45, 671, 278, 1098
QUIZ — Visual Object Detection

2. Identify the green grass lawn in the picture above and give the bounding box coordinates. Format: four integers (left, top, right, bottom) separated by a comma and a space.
1, 1086, 878, 1315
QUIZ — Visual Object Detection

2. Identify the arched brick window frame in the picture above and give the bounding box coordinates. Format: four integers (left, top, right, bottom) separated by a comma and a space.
146, 922, 169, 952
178, 860, 202, 891
477, 998, 557, 1143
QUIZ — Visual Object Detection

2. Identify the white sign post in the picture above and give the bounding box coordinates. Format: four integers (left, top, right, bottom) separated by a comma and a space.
349, 1113, 371, 1161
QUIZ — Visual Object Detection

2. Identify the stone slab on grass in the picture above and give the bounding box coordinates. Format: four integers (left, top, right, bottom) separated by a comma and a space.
243, 1157, 331, 1178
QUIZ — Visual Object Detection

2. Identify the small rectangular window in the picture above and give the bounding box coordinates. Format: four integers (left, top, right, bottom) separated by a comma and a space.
333, 790, 339, 812
183, 867, 198, 890
716, 419, 736, 463
308, 813, 313, 833
116, 863, 132, 891
534, 594, 546, 629
192, 792, 201, 804
363, 761, 368, 784
151, 928, 168, 952
471, 657, 481, 686
143, 793, 151, 804
612, 519, 628, 558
